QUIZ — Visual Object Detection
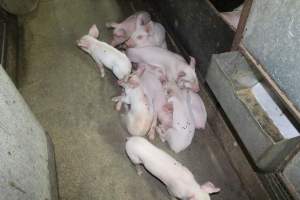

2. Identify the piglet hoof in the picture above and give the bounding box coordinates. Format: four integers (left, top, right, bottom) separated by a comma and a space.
200, 182, 221, 194
148, 131, 155, 141
100, 68, 105, 77
115, 101, 123, 111
149, 135, 155, 141
111, 97, 118, 102
97, 63, 105, 78
137, 169, 143, 176
105, 22, 112, 28
159, 132, 166, 142
159, 136, 166, 143
136, 165, 143, 176
156, 127, 166, 143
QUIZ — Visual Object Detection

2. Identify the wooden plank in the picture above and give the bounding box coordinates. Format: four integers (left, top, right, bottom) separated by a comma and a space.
231, 0, 253, 50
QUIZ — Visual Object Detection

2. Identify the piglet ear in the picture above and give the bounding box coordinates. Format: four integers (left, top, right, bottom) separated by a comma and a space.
138, 11, 151, 25
144, 21, 154, 33
89, 24, 99, 38
189, 56, 196, 69
200, 182, 221, 194
136, 14, 144, 27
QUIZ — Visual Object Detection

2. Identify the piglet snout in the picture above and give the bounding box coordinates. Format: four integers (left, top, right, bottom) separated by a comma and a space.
192, 84, 200, 92
125, 38, 135, 48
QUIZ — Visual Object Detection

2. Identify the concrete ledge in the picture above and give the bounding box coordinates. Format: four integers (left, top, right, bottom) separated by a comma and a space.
0, 65, 58, 200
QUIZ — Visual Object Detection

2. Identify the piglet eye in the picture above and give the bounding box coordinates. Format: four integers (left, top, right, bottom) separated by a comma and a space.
137, 35, 143, 40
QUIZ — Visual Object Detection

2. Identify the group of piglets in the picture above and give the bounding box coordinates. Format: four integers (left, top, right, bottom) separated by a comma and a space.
77, 11, 220, 200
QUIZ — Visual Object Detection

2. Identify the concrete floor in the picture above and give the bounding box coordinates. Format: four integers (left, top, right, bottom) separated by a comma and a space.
19, 0, 250, 199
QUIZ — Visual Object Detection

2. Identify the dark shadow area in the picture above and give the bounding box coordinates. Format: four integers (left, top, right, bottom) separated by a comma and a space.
209, 0, 245, 12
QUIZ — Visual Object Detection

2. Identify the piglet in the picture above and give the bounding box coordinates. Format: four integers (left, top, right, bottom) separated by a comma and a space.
106, 11, 151, 47
137, 64, 171, 139
126, 47, 199, 92
188, 91, 207, 129
126, 20, 167, 49
77, 25, 132, 80
112, 71, 154, 137
157, 82, 196, 153
126, 136, 220, 200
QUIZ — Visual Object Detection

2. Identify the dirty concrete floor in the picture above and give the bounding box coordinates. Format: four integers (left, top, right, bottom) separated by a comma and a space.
18, 0, 250, 200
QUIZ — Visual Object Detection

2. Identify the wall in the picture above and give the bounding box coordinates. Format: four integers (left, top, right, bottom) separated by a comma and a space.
149, 0, 235, 77
243, 0, 300, 113
0, 0, 39, 15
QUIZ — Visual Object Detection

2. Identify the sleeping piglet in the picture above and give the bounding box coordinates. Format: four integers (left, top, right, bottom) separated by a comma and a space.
112, 71, 154, 138
157, 82, 196, 153
106, 11, 151, 47
77, 24, 132, 80
126, 47, 199, 92
126, 136, 220, 200
126, 20, 167, 49
137, 64, 170, 139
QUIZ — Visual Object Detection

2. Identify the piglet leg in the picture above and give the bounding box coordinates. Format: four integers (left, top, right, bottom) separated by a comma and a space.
115, 100, 123, 111
135, 165, 143, 176
148, 113, 157, 140
112, 93, 128, 111
105, 22, 118, 28
111, 96, 122, 111
97, 62, 105, 78
111, 96, 121, 102
156, 125, 167, 142
200, 182, 221, 194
